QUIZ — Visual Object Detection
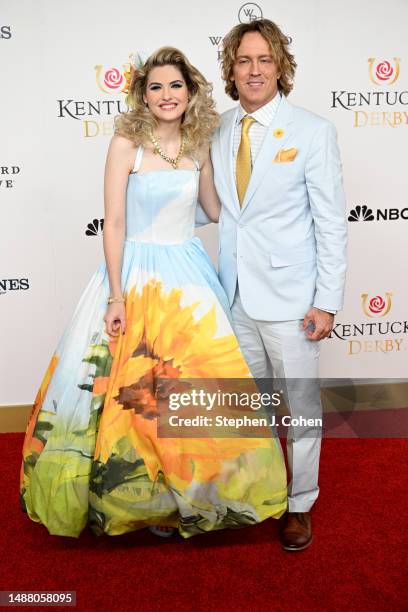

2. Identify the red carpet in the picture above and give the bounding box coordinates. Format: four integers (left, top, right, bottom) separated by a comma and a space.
1, 434, 406, 611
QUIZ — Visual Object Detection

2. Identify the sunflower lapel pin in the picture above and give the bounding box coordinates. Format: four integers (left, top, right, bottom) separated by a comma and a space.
272, 128, 298, 163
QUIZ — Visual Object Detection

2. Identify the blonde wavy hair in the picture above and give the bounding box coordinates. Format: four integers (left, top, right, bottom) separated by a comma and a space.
221, 19, 297, 99
115, 47, 219, 155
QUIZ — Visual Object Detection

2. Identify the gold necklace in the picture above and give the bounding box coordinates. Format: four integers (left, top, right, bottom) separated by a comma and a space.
149, 130, 185, 170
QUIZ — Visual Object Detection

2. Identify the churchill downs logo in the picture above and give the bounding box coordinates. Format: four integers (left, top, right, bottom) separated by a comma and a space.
57, 54, 142, 138
330, 292, 406, 355
331, 57, 408, 128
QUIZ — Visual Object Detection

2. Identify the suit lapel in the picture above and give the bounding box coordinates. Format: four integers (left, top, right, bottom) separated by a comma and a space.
219, 106, 240, 213
240, 96, 294, 212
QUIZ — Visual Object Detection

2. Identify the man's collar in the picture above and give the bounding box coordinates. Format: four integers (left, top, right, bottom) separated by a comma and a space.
237, 93, 282, 126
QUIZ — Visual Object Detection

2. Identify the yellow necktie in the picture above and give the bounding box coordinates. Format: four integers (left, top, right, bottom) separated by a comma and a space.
236, 116, 256, 207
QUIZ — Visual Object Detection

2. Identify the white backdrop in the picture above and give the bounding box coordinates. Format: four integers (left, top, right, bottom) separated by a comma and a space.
1, 0, 407, 406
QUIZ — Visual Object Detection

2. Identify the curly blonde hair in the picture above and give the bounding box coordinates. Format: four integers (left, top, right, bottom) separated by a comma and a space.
221, 19, 297, 99
115, 47, 219, 155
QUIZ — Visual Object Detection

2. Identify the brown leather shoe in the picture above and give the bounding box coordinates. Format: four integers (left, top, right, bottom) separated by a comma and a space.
279, 512, 312, 551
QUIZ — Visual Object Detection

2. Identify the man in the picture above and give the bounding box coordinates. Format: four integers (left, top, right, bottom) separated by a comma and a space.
209, 19, 347, 550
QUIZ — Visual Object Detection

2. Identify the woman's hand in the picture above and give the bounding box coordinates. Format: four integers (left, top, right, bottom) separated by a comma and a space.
104, 302, 126, 336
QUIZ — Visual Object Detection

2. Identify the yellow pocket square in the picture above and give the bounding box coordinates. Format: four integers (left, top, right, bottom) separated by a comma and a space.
273, 148, 298, 163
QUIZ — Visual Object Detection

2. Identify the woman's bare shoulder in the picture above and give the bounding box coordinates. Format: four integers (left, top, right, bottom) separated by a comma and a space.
109, 133, 136, 153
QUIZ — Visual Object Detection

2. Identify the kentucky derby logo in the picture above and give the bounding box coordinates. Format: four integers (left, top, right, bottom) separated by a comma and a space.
238, 3, 263, 23
348, 205, 374, 222
368, 58, 400, 85
95, 64, 130, 95
332, 57, 405, 127
57, 53, 145, 138
361, 293, 392, 318
94, 53, 144, 95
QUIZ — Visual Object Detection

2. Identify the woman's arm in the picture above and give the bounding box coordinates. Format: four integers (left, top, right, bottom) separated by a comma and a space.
198, 149, 221, 222
103, 134, 134, 335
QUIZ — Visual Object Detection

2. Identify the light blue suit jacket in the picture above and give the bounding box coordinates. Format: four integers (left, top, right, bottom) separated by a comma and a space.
204, 95, 347, 321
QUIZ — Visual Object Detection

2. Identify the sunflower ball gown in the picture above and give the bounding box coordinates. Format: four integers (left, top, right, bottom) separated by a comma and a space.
20, 146, 287, 538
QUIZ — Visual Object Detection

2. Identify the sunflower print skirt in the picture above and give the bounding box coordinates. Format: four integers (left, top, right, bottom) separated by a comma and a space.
20, 237, 287, 538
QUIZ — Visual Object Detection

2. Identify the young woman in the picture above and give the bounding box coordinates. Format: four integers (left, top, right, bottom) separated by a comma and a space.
20, 48, 287, 539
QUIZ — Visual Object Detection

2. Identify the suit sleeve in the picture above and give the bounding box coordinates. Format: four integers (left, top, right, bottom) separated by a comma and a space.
305, 121, 347, 312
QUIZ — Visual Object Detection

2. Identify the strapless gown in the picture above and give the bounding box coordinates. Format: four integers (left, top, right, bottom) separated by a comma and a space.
20, 163, 287, 538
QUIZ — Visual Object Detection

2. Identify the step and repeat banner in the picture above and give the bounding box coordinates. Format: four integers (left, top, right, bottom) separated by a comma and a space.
1, 0, 407, 405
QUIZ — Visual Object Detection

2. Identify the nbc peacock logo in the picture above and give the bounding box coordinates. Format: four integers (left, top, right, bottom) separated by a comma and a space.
361, 292, 393, 318
368, 58, 400, 86
86, 218, 104, 236
348, 205, 374, 222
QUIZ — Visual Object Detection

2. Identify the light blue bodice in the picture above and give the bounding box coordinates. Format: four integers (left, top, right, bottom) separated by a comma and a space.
125, 146, 200, 245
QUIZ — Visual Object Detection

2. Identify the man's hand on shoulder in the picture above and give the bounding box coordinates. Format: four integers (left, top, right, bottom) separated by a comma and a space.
302, 307, 334, 341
